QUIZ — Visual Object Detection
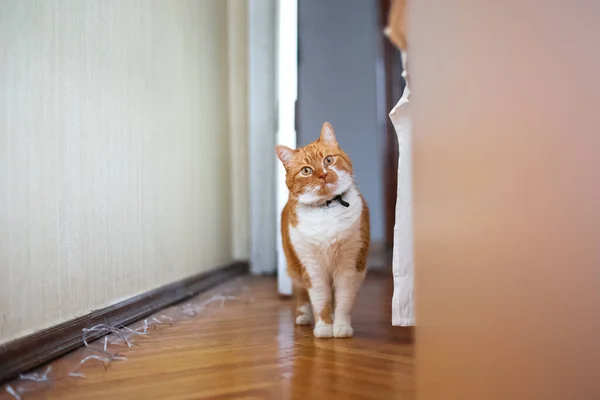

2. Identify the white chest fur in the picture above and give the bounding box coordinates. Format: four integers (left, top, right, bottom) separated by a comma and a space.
289, 186, 363, 271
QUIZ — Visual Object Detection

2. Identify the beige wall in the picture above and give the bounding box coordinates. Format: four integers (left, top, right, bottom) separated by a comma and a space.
0, 0, 248, 345
227, 0, 250, 260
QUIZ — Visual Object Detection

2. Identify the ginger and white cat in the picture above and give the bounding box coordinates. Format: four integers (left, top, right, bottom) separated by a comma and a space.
276, 122, 370, 339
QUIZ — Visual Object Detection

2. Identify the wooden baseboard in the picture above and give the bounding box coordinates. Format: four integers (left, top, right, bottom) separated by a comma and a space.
0, 261, 248, 384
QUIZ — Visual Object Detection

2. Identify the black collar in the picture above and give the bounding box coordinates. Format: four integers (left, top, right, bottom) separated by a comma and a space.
325, 193, 350, 208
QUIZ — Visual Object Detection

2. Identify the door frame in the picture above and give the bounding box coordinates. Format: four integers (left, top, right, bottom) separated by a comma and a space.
275, 0, 297, 295
377, 0, 405, 250
247, 0, 278, 275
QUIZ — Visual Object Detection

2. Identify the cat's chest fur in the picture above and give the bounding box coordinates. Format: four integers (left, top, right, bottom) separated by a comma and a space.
289, 187, 363, 268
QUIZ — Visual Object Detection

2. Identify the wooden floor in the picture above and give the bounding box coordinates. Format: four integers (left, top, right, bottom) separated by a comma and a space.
2, 270, 413, 400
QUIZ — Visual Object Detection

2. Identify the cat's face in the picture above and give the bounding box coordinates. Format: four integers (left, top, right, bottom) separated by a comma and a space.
276, 122, 354, 205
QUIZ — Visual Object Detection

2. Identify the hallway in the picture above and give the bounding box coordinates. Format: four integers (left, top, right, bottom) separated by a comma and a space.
2, 271, 413, 400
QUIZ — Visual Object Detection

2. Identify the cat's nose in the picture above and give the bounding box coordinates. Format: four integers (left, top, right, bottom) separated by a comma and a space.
319, 172, 328, 180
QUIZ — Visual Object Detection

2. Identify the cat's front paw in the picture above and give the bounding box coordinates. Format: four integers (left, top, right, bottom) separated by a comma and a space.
333, 324, 354, 338
313, 324, 333, 338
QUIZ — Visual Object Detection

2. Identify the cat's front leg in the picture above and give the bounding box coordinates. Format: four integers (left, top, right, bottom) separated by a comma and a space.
306, 268, 333, 338
294, 286, 313, 325
332, 269, 365, 338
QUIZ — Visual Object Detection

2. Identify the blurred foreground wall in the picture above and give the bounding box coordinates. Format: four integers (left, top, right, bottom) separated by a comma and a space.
412, 1, 600, 398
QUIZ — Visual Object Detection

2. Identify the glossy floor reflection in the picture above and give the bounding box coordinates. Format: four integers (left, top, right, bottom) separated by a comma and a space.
2, 270, 413, 400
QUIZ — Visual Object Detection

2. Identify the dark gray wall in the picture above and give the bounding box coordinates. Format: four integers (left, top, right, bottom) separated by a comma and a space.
298, 0, 384, 242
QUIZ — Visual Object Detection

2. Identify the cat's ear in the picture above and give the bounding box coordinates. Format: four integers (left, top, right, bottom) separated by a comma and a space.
276, 144, 296, 167
319, 122, 338, 146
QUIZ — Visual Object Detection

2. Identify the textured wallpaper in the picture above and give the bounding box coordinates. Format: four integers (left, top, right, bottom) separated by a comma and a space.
0, 0, 245, 344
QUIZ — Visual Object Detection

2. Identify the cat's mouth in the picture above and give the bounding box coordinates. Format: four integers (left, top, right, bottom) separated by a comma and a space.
316, 182, 337, 195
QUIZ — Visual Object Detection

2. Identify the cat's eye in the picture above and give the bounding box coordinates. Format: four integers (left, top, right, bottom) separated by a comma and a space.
324, 156, 334, 166
301, 167, 313, 176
